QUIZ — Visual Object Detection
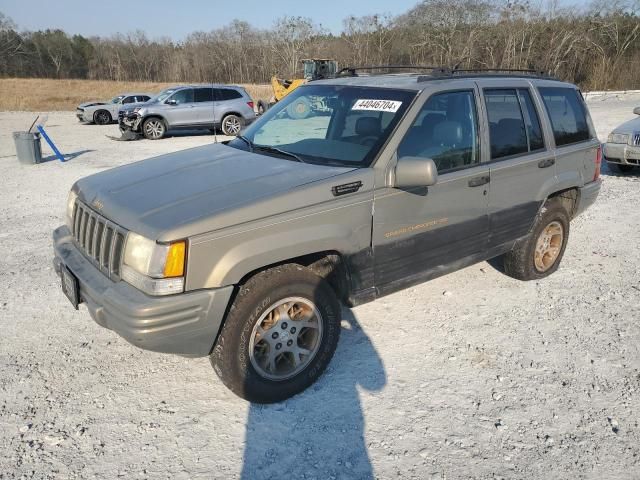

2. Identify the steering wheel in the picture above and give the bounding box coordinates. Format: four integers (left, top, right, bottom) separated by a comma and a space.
360, 136, 379, 147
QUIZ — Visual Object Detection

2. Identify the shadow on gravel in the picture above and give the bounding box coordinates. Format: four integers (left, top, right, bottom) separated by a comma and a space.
240, 308, 386, 480
41, 149, 94, 163
601, 162, 640, 179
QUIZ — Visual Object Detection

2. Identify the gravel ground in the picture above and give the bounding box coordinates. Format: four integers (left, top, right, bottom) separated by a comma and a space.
1, 97, 639, 480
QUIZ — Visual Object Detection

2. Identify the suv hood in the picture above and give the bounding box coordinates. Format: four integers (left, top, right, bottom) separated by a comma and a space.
611, 116, 640, 135
75, 144, 354, 241
78, 101, 108, 109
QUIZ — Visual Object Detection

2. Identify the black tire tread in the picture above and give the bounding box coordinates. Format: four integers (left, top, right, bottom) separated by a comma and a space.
503, 197, 570, 281
210, 264, 341, 403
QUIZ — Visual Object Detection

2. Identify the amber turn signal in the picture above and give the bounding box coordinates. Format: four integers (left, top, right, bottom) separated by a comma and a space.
163, 241, 186, 278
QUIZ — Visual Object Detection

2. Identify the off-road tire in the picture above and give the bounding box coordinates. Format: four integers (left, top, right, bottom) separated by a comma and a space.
142, 117, 166, 140
286, 97, 311, 120
503, 197, 570, 281
210, 264, 341, 403
257, 100, 269, 115
93, 110, 112, 125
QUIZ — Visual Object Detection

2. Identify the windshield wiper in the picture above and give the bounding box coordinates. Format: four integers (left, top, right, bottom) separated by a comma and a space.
236, 135, 254, 152
254, 145, 305, 163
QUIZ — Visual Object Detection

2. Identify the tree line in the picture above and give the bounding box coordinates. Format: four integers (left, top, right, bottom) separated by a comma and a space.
1, 0, 639, 90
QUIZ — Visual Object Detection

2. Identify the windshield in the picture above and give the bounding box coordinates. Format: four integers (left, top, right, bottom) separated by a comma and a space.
151, 88, 176, 103
228, 84, 416, 167
109, 95, 125, 104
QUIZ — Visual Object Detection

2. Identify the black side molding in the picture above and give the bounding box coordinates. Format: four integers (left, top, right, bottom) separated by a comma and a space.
332, 181, 363, 196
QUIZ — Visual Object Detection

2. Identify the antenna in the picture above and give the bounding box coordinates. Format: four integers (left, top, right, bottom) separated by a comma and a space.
212, 84, 218, 144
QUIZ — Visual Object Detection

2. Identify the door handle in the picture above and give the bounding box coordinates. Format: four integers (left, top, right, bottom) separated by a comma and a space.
538, 158, 555, 168
468, 175, 490, 187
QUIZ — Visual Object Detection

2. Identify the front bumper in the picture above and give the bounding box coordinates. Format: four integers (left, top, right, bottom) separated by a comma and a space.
52, 225, 234, 357
603, 142, 640, 166
119, 113, 143, 132
574, 179, 602, 217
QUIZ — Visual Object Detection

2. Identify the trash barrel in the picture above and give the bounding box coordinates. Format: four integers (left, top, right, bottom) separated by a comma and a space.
13, 131, 43, 164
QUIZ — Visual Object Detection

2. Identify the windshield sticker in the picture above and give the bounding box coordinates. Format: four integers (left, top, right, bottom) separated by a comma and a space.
352, 99, 402, 113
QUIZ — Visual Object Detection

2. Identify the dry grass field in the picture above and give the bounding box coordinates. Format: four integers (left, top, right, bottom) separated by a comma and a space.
0, 78, 272, 111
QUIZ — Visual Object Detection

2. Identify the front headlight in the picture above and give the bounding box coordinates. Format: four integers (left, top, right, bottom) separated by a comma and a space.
607, 133, 630, 144
122, 232, 186, 295
66, 190, 77, 228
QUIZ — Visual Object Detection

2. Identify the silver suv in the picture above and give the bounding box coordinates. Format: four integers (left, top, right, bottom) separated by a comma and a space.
119, 84, 256, 139
53, 69, 601, 403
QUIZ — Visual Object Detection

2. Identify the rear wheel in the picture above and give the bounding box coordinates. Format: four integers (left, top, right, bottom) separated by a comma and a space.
210, 264, 341, 403
93, 110, 112, 125
503, 197, 570, 280
142, 118, 166, 140
221, 114, 242, 136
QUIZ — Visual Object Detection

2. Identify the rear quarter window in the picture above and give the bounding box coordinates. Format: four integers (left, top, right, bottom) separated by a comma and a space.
219, 89, 243, 101
538, 87, 591, 146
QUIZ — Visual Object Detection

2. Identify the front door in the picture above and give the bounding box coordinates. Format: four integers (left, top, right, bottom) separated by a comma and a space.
372, 88, 490, 296
164, 88, 196, 127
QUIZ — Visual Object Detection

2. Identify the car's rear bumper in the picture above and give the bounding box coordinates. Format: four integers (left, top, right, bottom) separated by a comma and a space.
575, 178, 602, 217
603, 143, 640, 166
52, 225, 233, 357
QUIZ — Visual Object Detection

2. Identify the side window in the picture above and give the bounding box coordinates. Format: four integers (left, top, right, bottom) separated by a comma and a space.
218, 89, 243, 101
518, 89, 544, 151
538, 87, 591, 146
122, 96, 136, 104
397, 90, 479, 173
484, 89, 529, 159
139, 96, 150, 102
169, 89, 194, 105
194, 88, 214, 102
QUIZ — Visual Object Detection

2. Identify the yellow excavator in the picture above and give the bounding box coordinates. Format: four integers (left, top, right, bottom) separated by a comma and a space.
257, 59, 338, 118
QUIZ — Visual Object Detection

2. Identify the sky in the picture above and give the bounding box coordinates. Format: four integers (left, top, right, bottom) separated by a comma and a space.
0, 0, 423, 39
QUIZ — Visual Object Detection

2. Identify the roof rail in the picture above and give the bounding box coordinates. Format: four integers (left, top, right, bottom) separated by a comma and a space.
337, 65, 556, 80
337, 65, 442, 76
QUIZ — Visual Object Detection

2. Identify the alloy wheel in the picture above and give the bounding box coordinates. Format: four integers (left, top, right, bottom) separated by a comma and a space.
248, 297, 323, 381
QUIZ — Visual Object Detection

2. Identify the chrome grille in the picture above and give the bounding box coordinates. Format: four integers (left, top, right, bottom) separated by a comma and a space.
633, 132, 640, 146
71, 200, 127, 280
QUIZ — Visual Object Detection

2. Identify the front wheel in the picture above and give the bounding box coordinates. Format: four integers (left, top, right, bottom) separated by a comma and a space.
93, 110, 112, 125
221, 114, 242, 136
142, 118, 166, 140
503, 197, 570, 280
210, 264, 341, 403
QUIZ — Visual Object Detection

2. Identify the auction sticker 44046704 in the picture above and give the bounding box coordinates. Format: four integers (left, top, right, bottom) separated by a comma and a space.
352, 99, 403, 112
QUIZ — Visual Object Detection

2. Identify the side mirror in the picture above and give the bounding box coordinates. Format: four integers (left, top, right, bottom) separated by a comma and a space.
633, 106, 640, 115
395, 156, 438, 188
166, 99, 178, 106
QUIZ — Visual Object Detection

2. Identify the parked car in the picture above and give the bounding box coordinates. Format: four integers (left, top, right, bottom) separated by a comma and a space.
118, 84, 256, 139
54, 70, 601, 403
76, 93, 152, 125
603, 106, 640, 173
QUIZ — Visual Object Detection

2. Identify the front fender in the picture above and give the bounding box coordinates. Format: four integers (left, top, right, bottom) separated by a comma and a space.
184, 197, 373, 290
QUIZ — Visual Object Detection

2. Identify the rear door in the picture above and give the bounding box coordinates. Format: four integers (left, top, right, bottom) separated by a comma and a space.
372, 87, 491, 295
164, 88, 196, 126
194, 87, 216, 126
477, 80, 556, 250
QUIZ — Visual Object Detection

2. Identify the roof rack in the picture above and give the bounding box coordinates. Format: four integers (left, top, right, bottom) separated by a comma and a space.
337, 65, 443, 76
337, 65, 556, 80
